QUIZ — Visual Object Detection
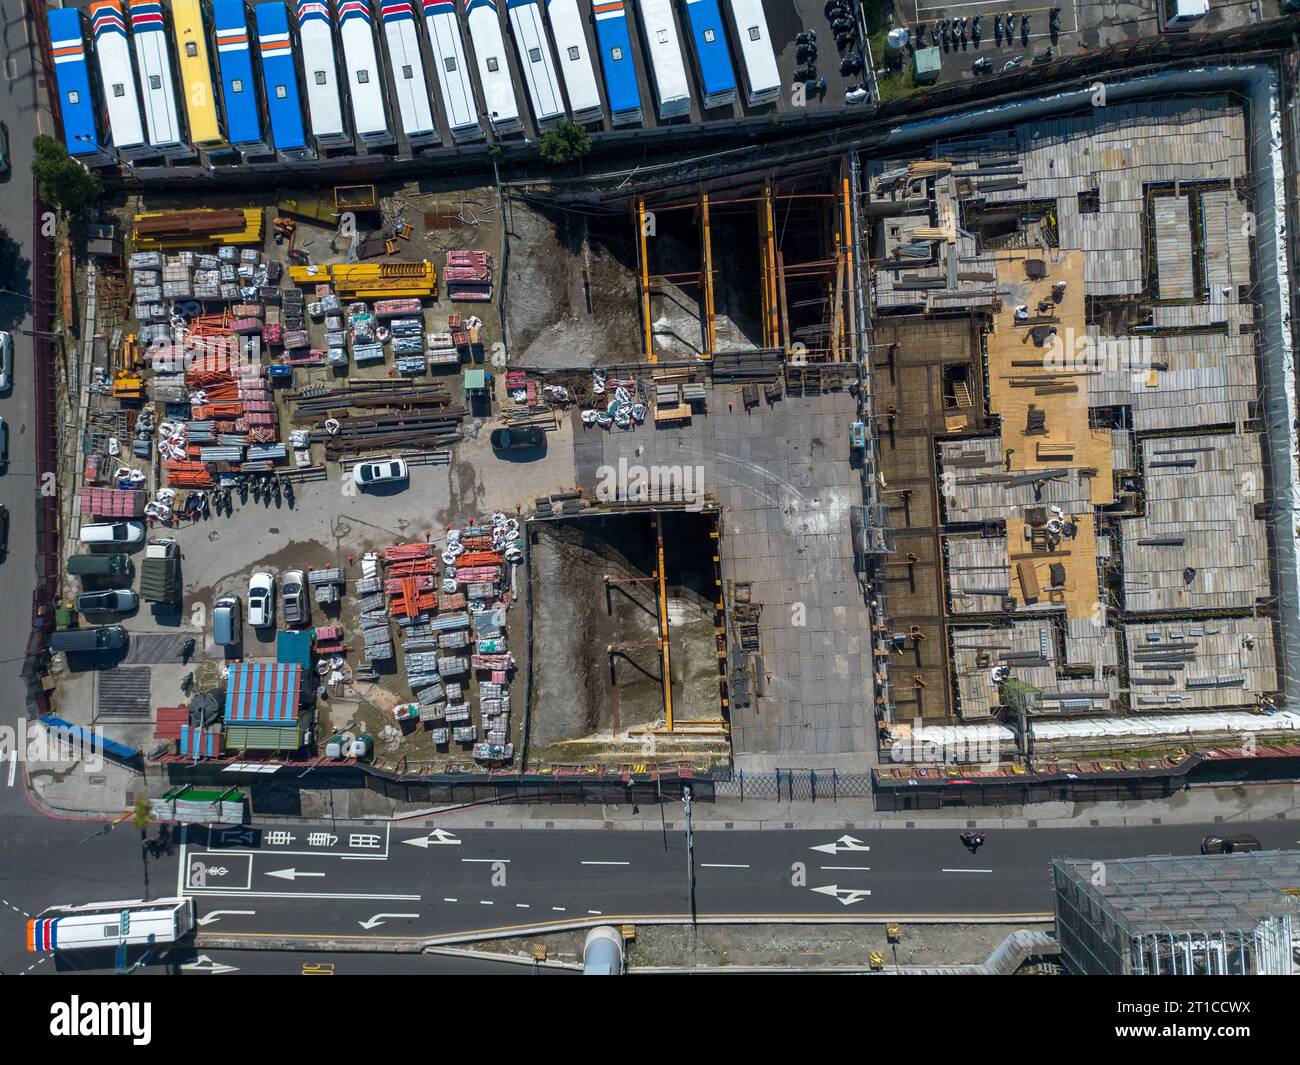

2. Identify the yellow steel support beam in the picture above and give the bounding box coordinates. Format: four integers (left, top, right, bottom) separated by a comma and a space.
656, 513, 674, 732
701, 191, 716, 359
637, 198, 656, 363
763, 182, 780, 350
842, 171, 859, 363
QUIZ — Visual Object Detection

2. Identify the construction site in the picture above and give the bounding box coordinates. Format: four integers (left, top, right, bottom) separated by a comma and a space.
34, 40, 1300, 798
869, 84, 1300, 784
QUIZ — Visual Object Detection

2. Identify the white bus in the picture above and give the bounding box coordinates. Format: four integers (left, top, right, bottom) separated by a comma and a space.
295, 0, 350, 146
421, 1, 483, 141
380, 0, 438, 144
28, 897, 196, 953
464, 0, 523, 134
336, 0, 394, 146
87, 1, 148, 154
127, 0, 185, 149
546, 0, 602, 124
506, 0, 564, 129
633, 0, 689, 119
726, 0, 778, 106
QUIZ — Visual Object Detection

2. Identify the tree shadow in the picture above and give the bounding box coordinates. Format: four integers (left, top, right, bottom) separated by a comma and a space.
0, 224, 30, 333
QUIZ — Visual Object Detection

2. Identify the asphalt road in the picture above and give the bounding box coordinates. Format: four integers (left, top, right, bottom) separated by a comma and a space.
4, 804, 1299, 973
0, 1, 40, 686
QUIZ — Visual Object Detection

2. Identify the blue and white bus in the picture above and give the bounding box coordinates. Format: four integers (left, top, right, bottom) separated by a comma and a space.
591, 1, 640, 126
254, 2, 310, 152
380, 1, 438, 145
335, 0, 394, 148
88, 0, 148, 155
546, 0, 601, 124
421, 0, 482, 141
679, 0, 734, 108
212, 0, 269, 153
295, 0, 350, 146
127, 0, 185, 150
464, 0, 522, 134
47, 9, 106, 159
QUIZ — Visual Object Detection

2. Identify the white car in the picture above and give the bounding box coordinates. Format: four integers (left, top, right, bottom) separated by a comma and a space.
79, 521, 146, 546
0, 331, 12, 393
352, 458, 409, 489
247, 570, 276, 628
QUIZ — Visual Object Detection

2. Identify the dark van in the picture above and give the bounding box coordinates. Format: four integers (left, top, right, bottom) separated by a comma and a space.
66, 553, 133, 582
48, 626, 128, 653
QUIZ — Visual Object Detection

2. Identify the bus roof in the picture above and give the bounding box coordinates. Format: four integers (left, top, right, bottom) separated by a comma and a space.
727, 0, 779, 100
336, 0, 390, 140
294, 0, 347, 141
171, 0, 224, 147
465, 0, 521, 128
591, 1, 641, 119
380, 1, 436, 140
505, 0, 564, 124
87, 1, 146, 150
254, 3, 308, 151
634, 0, 689, 110
47, 9, 102, 156
212, 0, 263, 147
421, 1, 481, 136
128, 0, 184, 148
546, 0, 601, 120
680, 0, 735, 100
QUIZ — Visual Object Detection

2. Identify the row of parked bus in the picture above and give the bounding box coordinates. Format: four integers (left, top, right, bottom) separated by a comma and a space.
48, 0, 782, 162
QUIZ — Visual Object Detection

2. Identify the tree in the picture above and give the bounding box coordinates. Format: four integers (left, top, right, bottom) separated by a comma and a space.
131, 794, 154, 845
31, 135, 103, 218
538, 121, 592, 166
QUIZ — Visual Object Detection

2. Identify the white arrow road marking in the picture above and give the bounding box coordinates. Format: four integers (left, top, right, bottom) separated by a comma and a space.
810, 834, 871, 855
180, 954, 240, 975
811, 884, 873, 906
196, 910, 257, 926
401, 829, 462, 848
357, 912, 420, 929
265, 868, 326, 881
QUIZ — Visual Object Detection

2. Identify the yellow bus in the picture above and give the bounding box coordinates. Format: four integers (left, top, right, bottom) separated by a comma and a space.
171, 0, 225, 148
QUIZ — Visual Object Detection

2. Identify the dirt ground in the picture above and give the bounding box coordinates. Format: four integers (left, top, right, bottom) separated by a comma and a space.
527, 514, 725, 762
471, 923, 1056, 972
501, 196, 642, 368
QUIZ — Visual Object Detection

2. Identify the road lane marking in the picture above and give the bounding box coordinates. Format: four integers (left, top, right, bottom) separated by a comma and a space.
701, 863, 750, 869
462, 858, 509, 863
588, 910, 602, 915
479, 900, 494, 905
552, 906, 566, 912
443, 897, 458, 903
515, 903, 530, 909
820, 865, 871, 871
196, 910, 256, 926
941, 868, 994, 874
581, 861, 630, 866
187, 889, 421, 901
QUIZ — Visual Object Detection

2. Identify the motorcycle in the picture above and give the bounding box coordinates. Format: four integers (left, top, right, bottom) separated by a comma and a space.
1032, 46, 1054, 64
1021, 13, 1030, 44
972, 56, 993, 74
994, 14, 1002, 45
272, 476, 282, 507
959, 831, 986, 852
971, 13, 981, 46
1002, 54, 1024, 71
179, 637, 196, 663
238, 477, 248, 505
284, 478, 295, 507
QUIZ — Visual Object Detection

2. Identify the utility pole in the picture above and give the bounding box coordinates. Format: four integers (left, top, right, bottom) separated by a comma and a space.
682, 784, 696, 954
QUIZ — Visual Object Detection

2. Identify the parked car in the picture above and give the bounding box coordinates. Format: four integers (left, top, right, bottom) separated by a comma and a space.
489, 426, 546, 452
75, 589, 138, 614
0, 330, 12, 392
213, 595, 241, 646
281, 569, 310, 628
48, 626, 127, 653
352, 457, 409, 488
0, 416, 7, 471
67, 553, 133, 581
247, 570, 275, 628
79, 521, 145, 546
1200, 834, 1263, 855
0, 122, 9, 176
0, 502, 7, 560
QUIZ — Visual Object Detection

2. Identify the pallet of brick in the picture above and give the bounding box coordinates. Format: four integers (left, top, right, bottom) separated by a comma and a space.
374, 298, 424, 318
352, 343, 385, 364
438, 655, 468, 676
452, 725, 477, 743
437, 630, 470, 649
418, 704, 445, 724
129, 251, 165, 270
445, 703, 471, 724
431, 727, 450, 745
284, 330, 310, 350
416, 681, 446, 706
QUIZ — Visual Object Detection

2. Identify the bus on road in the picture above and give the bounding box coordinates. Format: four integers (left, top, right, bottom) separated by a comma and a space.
28, 898, 196, 953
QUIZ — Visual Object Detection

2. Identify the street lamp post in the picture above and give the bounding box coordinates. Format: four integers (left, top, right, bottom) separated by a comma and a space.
682, 784, 696, 927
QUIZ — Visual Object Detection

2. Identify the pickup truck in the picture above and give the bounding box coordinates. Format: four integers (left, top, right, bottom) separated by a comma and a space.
139, 539, 180, 604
